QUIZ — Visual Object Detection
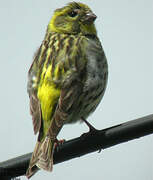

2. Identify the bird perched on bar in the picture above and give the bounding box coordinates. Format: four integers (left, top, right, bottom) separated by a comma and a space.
26, 1, 108, 178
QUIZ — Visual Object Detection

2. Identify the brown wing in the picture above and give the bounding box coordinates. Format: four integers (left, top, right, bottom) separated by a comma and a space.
47, 79, 83, 138
27, 45, 43, 135
29, 91, 42, 135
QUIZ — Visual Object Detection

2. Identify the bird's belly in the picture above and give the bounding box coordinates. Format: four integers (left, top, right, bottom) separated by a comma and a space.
80, 49, 108, 119
66, 61, 108, 124
81, 73, 106, 118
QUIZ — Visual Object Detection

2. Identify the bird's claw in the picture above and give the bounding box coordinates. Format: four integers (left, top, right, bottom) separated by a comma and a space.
54, 139, 66, 152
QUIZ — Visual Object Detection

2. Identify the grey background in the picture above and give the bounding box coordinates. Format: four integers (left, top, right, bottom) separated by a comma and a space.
0, 0, 153, 179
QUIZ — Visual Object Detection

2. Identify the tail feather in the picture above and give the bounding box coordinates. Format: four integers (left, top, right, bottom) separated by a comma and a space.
36, 136, 54, 171
26, 137, 55, 178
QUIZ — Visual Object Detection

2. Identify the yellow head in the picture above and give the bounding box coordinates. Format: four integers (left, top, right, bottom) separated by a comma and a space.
48, 2, 97, 35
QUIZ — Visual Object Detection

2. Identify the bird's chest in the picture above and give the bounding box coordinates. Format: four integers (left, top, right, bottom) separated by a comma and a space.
78, 38, 108, 118
84, 39, 107, 93
85, 56, 104, 90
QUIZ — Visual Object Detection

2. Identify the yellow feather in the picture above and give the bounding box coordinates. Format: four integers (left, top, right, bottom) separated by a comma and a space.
48, 11, 65, 33
37, 64, 61, 134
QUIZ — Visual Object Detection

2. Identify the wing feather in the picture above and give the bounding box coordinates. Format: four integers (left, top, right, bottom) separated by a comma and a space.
29, 92, 42, 135
47, 79, 83, 138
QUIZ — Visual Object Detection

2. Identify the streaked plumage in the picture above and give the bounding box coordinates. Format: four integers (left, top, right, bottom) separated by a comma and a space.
26, 2, 108, 178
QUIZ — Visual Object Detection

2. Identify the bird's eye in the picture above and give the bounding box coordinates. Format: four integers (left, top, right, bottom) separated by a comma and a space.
68, 11, 78, 17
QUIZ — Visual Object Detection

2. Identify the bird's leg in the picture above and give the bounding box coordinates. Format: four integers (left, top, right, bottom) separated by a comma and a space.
81, 117, 102, 153
81, 117, 99, 134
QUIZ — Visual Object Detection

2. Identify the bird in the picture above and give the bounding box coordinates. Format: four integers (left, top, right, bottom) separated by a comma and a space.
26, 1, 108, 178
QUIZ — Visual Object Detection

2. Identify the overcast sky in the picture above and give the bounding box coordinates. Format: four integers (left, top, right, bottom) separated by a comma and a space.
0, 0, 153, 180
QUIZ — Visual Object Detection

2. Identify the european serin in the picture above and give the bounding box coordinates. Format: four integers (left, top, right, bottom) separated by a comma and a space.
26, 2, 108, 178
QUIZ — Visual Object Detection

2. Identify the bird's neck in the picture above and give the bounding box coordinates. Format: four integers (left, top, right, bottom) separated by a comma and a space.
80, 23, 97, 36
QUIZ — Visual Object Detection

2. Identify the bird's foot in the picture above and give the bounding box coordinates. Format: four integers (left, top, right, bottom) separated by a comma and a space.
54, 139, 65, 152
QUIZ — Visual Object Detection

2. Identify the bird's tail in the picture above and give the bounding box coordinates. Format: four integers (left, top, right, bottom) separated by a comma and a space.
26, 136, 55, 179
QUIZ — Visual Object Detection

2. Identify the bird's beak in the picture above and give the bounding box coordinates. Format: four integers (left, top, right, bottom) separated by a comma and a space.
84, 12, 97, 24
